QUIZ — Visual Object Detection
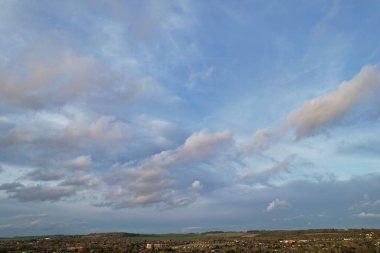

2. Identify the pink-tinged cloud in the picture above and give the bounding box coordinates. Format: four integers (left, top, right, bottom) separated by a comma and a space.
248, 65, 380, 153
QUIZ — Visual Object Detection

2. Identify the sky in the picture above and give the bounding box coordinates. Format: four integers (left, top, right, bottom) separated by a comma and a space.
1, 0, 380, 237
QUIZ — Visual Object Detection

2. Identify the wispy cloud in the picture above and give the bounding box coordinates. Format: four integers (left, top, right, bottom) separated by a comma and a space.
248, 65, 380, 153
266, 199, 290, 212
357, 212, 380, 218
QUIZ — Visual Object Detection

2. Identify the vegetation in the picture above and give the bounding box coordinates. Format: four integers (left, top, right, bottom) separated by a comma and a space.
0, 229, 379, 253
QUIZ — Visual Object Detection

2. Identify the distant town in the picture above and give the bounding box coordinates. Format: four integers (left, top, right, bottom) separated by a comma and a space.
1, 229, 379, 252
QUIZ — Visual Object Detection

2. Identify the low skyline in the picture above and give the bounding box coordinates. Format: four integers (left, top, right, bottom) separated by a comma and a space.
1, 0, 380, 236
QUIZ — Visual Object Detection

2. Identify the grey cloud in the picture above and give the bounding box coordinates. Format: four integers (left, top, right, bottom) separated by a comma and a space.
0, 183, 76, 202
126, 115, 188, 160
61, 174, 101, 188
0, 182, 23, 191
276, 174, 380, 220
1, 115, 128, 150
11, 214, 48, 220
364, 200, 380, 207
4, 165, 102, 201
0, 224, 12, 229
63, 116, 128, 146
0, 214, 50, 231
0, 113, 192, 207
0, 115, 130, 180
204, 173, 380, 229
236, 154, 296, 185
24, 154, 95, 182
102, 130, 233, 208
27, 169, 66, 181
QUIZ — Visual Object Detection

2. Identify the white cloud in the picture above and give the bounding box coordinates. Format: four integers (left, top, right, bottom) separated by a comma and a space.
357, 212, 380, 218
191, 180, 202, 190
266, 199, 289, 212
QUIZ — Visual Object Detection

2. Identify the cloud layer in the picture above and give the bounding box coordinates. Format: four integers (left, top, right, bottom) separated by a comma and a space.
102, 130, 232, 208
1, 0, 380, 236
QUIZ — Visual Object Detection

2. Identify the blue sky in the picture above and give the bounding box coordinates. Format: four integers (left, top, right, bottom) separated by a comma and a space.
1, 0, 380, 236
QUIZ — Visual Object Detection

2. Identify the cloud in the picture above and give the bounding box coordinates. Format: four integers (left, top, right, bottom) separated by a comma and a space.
0, 48, 106, 109
191, 180, 202, 190
246, 129, 275, 153
104, 0, 177, 40
1, 169, 101, 201
269, 154, 296, 173
1, 115, 128, 150
189, 66, 214, 81
0, 224, 12, 229
27, 169, 66, 181
357, 212, 380, 218
102, 130, 233, 208
129, 115, 188, 158
247, 65, 380, 153
187, 66, 214, 89
69, 155, 92, 170
266, 199, 289, 212
237, 171, 254, 181
285, 65, 380, 139
24, 154, 95, 182
11, 214, 48, 220
369, 200, 380, 206
0, 183, 23, 191
0, 183, 76, 202
64, 116, 127, 145
236, 154, 296, 185
0, 213, 52, 233
178, 129, 232, 162
61, 174, 101, 188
